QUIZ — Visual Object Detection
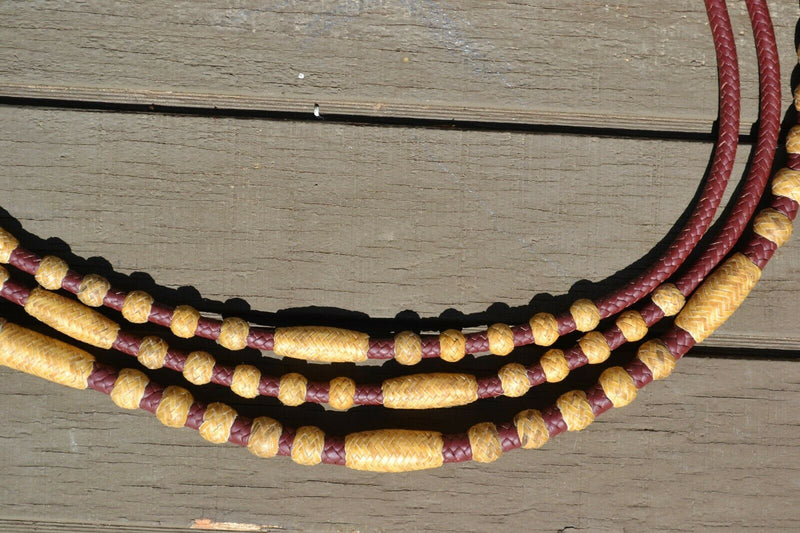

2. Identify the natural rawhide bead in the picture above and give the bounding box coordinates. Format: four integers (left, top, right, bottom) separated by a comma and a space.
599, 367, 637, 407
636, 339, 676, 380
156, 386, 193, 427
77, 274, 110, 307
291, 426, 325, 466
578, 331, 611, 364
675, 253, 761, 343
35, 255, 68, 290
786, 125, 800, 154
394, 330, 422, 365
438, 329, 466, 362
468, 422, 503, 463
0, 228, 18, 263
231, 364, 261, 399
278, 372, 307, 406
24, 287, 120, 349
772, 168, 800, 203
0, 265, 8, 287
345, 430, 444, 472
328, 376, 356, 411
498, 363, 531, 397
200, 403, 238, 444
615, 310, 648, 342
487, 323, 514, 355
540, 348, 569, 383
170, 305, 200, 339
247, 417, 282, 458
0, 321, 95, 390
752, 208, 792, 247
273, 326, 369, 363
557, 390, 594, 431
529, 312, 559, 346
570, 299, 600, 332
121, 290, 154, 324
183, 350, 215, 385
514, 409, 549, 449
110, 368, 149, 409
218, 317, 249, 350
651, 283, 686, 316
137, 336, 168, 370
382, 373, 477, 409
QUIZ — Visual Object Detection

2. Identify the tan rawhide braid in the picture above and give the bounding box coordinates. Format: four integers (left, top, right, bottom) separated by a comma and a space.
0, 0, 795, 471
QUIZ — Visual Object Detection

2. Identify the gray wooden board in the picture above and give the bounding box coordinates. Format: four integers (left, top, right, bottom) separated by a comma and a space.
0, 105, 799, 530
0, 1, 797, 132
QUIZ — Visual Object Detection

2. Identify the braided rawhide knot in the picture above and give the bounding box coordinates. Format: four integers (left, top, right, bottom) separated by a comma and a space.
772, 168, 800, 203
156, 386, 193, 427
438, 329, 466, 362
636, 340, 675, 380
570, 299, 600, 332
328, 377, 356, 410
599, 366, 637, 407
137, 336, 168, 370
498, 363, 530, 397
200, 403, 237, 444
383, 373, 477, 409
0, 265, 8, 287
394, 330, 422, 365
615, 310, 648, 342
540, 348, 569, 383
231, 364, 261, 399
753, 208, 792, 247
77, 274, 110, 307
278, 372, 307, 406
0, 228, 18, 263
651, 283, 686, 316
557, 390, 594, 431
513, 409, 549, 449
183, 350, 214, 385
247, 417, 282, 458
468, 422, 502, 463
170, 305, 200, 339
785, 125, 800, 154
529, 312, 559, 346
274, 325, 369, 363
35, 255, 68, 290
578, 331, 611, 364
110, 368, 149, 409
345, 429, 444, 472
218, 317, 249, 350
291, 426, 325, 466
487, 323, 514, 355
121, 290, 154, 324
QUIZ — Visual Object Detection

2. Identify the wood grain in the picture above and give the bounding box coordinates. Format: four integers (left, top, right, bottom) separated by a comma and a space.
0, 106, 797, 350
0, 1, 796, 132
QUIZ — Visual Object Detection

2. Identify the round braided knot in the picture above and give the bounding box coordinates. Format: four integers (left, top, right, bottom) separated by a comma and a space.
438, 329, 465, 362
77, 274, 110, 307
291, 426, 325, 466
0, 228, 18, 263
218, 317, 249, 350
199, 403, 237, 444
231, 364, 261, 399
121, 290, 153, 324
651, 283, 686, 316
328, 377, 356, 410
785, 125, 800, 154
110, 368, 149, 410
35, 255, 68, 290
599, 367, 637, 408
578, 331, 611, 364
514, 409, 549, 449
0, 265, 8, 288
278, 372, 307, 406
487, 323, 514, 355
137, 336, 168, 370
394, 330, 422, 365
540, 348, 569, 383
570, 299, 600, 332
468, 422, 502, 463
156, 386, 193, 427
183, 350, 214, 385
557, 390, 594, 431
752, 208, 792, 247
247, 416, 282, 458
615, 310, 648, 342
529, 312, 558, 346
170, 305, 200, 339
345, 429, 444, 472
498, 363, 530, 397
772, 168, 800, 203
636, 339, 676, 380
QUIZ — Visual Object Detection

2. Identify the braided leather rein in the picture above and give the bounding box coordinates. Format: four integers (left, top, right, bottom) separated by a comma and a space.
0, 0, 796, 471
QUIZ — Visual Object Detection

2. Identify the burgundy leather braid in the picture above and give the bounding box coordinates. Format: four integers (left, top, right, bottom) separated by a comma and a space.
4, 5, 742, 361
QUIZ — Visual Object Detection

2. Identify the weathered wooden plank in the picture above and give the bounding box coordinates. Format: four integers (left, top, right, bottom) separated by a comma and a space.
0, 105, 797, 349
0, 355, 797, 531
0, 1, 796, 132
